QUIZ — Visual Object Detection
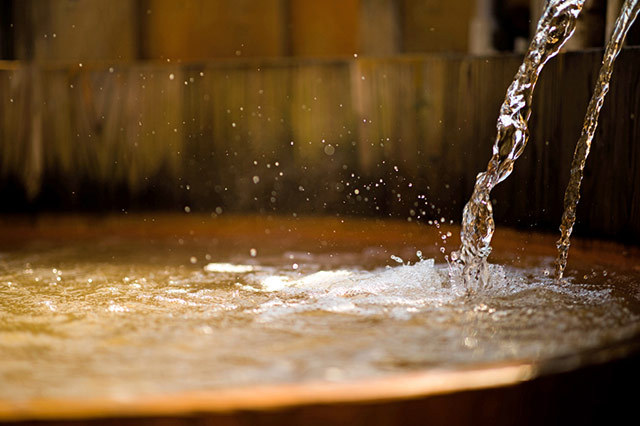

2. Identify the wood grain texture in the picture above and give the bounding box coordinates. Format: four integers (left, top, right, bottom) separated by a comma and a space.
0, 48, 638, 241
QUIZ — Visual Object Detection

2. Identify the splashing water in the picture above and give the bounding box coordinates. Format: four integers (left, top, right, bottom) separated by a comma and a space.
454, 0, 585, 290
555, 0, 640, 279
1, 235, 638, 402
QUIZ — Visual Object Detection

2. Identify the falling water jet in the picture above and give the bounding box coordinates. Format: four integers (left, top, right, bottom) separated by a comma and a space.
453, 0, 585, 291
555, 0, 640, 280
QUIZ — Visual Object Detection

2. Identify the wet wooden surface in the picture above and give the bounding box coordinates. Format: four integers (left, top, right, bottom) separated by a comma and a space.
2, 350, 639, 426
2, 351, 639, 426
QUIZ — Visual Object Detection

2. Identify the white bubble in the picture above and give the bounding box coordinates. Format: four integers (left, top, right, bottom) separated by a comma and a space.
204, 263, 254, 273
250, 248, 257, 257
252, 176, 260, 184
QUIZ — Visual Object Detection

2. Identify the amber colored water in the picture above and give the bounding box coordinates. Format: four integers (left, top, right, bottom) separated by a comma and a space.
1, 215, 638, 402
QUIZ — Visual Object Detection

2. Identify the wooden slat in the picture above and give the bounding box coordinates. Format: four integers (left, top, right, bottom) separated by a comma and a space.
0, 49, 639, 241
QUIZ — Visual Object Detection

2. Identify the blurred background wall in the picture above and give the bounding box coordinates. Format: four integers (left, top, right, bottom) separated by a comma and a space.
0, 0, 639, 242
3, 0, 638, 62
1, 0, 532, 62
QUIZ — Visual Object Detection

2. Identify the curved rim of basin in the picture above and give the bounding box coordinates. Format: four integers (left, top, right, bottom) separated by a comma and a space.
1, 335, 638, 422
1, 214, 639, 422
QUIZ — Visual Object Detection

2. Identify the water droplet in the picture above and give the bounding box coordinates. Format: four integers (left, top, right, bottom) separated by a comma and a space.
169, 73, 175, 80
464, 337, 478, 348
324, 145, 335, 156
190, 256, 197, 264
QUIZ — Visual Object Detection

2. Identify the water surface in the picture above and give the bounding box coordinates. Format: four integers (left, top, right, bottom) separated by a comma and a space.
0, 215, 638, 402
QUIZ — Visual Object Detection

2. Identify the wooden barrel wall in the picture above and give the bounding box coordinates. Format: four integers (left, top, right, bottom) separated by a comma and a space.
0, 48, 638, 241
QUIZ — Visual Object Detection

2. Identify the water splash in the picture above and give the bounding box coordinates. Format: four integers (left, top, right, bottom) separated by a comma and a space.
2, 244, 638, 402
555, 0, 640, 279
454, 0, 585, 290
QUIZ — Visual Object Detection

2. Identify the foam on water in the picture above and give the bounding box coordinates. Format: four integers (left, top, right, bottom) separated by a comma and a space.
238, 259, 632, 326
1, 243, 638, 402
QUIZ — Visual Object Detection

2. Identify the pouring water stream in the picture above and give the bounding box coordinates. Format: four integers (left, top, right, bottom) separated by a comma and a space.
454, 0, 639, 288
453, 0, 586, 289
555, 0, 640, 279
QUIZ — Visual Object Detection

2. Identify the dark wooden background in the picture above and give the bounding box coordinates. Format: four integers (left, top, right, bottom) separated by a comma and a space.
0, 48, 638, 242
